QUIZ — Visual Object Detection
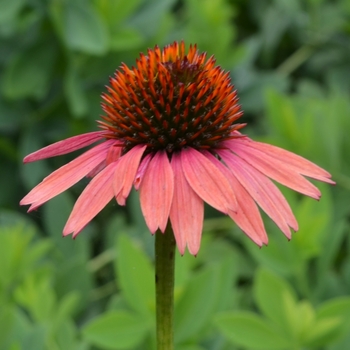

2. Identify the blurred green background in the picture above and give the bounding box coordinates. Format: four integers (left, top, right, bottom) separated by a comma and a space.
1, 0, 350, 349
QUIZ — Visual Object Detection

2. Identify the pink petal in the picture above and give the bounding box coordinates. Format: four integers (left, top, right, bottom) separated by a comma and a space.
226, 137, 335, 184
219, 149, 298, 239
86, 144, 123, 178
106, 143, 123, 164
201, 150, 239, 212
86, 160, 107, 178
229, 140, 322, 199
134, 154, 152, 190
63, 161, 119, 237
227, 190, 268, 246
113, 145, 147, 205
20, 140, 116, 210
139, 151, 174, 233
203, 151, 267, 246
23, 131, 105, 163
181, 148, 237, 214
170, 152, 204, 255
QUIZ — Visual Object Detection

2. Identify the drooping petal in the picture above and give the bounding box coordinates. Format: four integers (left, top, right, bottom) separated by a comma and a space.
219, 149, 298, 239
227, 183, 268, 246
139, 151, 174, 233
23, 131, 105, 163
204, 151, 268, 246
106, 143, 123, 164
181, 147, 237, 214
86, 142, 123, 178
226, 137, 335, 184
113, 145, 147, 205
86, 160, 107, 178
134, 153, 152, 190
201, 150, 238, 212
21, 140, 116, 210
170, 152, 204, 255
228, 140, 322, 199
63, 161, 119, 237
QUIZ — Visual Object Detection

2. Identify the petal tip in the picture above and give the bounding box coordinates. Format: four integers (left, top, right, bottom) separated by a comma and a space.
116, 195, 126, 206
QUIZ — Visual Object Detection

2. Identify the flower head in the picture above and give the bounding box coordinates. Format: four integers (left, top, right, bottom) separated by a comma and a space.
20, 42, 334, 255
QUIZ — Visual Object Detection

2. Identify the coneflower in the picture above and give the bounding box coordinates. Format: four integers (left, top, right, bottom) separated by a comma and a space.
20, 41, 334, 350
20, 41, 334, 254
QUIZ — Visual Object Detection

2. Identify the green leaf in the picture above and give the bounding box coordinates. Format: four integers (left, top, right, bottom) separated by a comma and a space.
64, 62, 88, 118
292, 186, 331, 259
303, 297, 350, 347
261, 5, 290, 52
0, 216, 47, 292
254, 268, 298, 339
96, 0, 143, 25
328, 331, 350, 350
53, 292, 79, 331
43, 192, 90, 259
63, 1, 108, 55
265, 89, 299, 146
244, 229, 299, 276
0, 98, 27, 132
3, 309, 31, 350
3, 209, 38, 230
14, 275, 56, 322
110, 27, 143, 51
19, 127, 51, 190
2, 45, 56, 100
41, 182, 94, 320
115, 234, 155, 317
54, 257, 92, 313
3, 311, 44, 350
0, 0, 25, 23
82, 311, 149, 349
128, 0, 176, 38
0, 306, 14, 349
21, 325, 47, 350
303, 317, 342, 348
214, 311, 290, 349
239, 72, 290, 114
174, 258, 234, 343
53, 320, 78, 350
183, 0, 236, 66
292, 300, 317, 343
244, 188, 331, 277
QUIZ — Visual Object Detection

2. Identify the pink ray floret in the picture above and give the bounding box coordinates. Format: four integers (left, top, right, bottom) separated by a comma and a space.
114, 145, 147, 205
140, 150, 174, 234
23, 131, 105, 163
203, 151, 268, 246
181, 148, 237, 214
63, 162, 120, 237
170, 152, 204, 255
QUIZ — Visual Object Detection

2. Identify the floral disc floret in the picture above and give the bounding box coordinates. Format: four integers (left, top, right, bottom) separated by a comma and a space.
100, 41, 245, 154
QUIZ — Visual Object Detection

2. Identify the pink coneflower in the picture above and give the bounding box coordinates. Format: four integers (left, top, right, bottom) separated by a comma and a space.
20, 42, 334, 255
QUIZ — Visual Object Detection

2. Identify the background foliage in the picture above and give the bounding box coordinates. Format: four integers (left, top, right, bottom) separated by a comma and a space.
1, 0, 350, 349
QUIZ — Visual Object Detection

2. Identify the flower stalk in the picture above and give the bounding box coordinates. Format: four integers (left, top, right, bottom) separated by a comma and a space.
155, 223, 176, 350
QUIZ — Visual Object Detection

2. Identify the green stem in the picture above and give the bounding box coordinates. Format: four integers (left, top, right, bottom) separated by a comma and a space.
155, 223, 176, 350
